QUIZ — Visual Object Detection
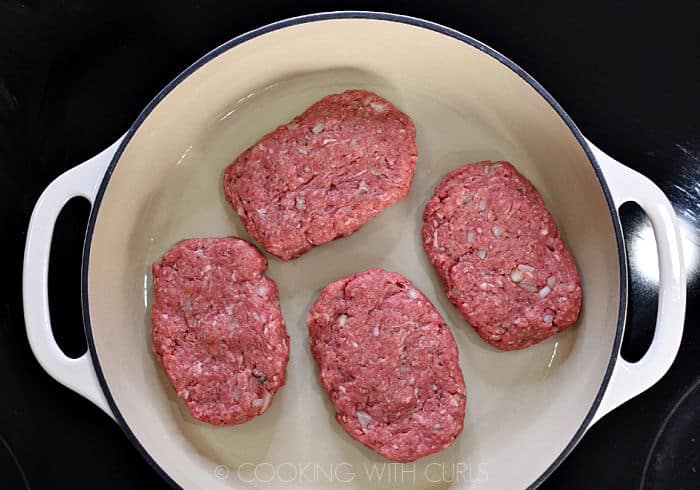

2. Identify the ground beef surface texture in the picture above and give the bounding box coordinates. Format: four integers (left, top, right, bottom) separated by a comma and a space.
224, 89, 417, 261
422, 161, 582, 350
151, 237, 289, 425
308, 268, 466, 462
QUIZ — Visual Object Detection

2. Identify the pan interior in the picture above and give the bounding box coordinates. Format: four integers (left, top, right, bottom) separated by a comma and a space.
86, 17, 621, 490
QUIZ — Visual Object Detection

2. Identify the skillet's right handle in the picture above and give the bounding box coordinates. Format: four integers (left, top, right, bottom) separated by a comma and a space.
22, 137, 124, 419
587, 140, 686, 425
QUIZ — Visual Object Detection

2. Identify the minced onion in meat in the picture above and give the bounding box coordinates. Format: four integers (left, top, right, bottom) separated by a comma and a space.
261, 389, 272, 412
252, 389, 272, 413
518, 264, 535, 273
510, 269, 524, 283
356, 410, 372, 429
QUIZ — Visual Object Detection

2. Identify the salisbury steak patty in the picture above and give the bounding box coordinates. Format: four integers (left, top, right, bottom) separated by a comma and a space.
151, 237, 289, 425
308, 268, 466, 462
422, 161, 582, 351
224, 89, 417, 261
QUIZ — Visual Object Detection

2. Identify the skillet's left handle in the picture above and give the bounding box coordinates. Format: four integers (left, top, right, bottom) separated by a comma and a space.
586, 140, 686, 425
23, 137, 124, 419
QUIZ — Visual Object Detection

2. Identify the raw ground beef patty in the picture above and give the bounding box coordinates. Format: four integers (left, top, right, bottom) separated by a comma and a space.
308, 268, 466, 462
422, 161, 582, 351
151, 237, 289, 425
224, 89, 417, 261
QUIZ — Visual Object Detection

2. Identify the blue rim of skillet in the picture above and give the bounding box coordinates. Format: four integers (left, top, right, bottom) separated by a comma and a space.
80, 11, 627, 490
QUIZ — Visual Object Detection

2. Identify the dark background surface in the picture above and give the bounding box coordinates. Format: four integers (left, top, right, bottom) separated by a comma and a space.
1, 1, 698, 489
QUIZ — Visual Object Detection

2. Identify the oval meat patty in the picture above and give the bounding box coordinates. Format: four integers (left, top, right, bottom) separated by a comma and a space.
308, 268, 466, 462
151, 237, 289, 425
422, 161, 582, 351
224, 89, 417, 261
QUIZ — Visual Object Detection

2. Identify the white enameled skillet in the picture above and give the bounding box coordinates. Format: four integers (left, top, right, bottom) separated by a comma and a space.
23, 12, 685, 490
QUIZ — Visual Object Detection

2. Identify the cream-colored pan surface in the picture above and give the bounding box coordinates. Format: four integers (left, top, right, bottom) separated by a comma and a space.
87, 18, 620, 490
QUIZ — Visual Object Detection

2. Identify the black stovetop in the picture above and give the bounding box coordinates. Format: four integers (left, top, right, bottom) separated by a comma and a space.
1, 1, 698, 489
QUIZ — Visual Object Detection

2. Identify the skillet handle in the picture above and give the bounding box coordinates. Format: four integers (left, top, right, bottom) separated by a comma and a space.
586, 139, 686, 425
22, 137, 124, 419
